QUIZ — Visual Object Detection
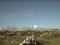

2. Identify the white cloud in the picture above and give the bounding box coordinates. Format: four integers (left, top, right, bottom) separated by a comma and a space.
29, 9, 34, 13
33, 25, 38, 28
25, 13, 34, 16
25, 9, 38, 17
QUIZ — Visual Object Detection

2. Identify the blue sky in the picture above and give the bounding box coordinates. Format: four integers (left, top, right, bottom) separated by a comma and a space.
0, 1, 60, 28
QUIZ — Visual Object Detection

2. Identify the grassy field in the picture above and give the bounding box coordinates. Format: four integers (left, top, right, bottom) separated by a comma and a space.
0, 30, 60, 45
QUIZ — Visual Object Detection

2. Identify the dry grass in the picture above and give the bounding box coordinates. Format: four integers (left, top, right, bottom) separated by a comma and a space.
0, 30, 60, 45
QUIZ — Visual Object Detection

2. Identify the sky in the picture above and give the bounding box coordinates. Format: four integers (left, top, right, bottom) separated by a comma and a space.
0, 1, 60, 28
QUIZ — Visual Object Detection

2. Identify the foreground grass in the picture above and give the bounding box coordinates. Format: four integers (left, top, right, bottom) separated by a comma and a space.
0, 30, 60, 45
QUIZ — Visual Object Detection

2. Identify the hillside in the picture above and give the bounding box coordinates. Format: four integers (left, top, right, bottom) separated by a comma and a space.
0, 29, 60, 45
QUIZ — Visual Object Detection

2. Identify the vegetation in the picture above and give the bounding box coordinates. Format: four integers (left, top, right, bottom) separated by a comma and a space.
0, 29, 60, 45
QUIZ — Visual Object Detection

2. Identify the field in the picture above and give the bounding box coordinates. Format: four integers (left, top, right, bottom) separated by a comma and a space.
0, 30, 60, 45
